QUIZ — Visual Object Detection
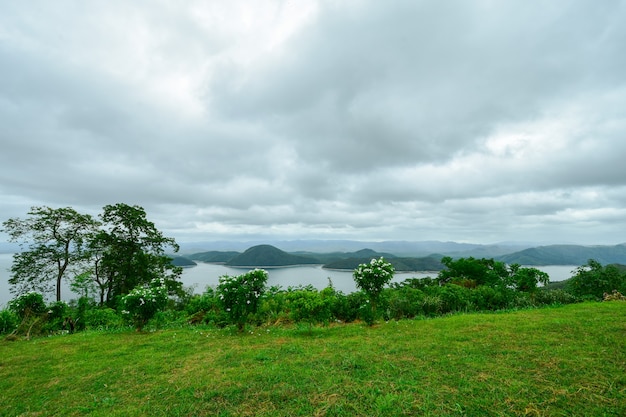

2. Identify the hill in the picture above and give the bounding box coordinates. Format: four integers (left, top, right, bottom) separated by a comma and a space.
225, 244, 319, 267
324, 255, 443, 271
168, 256, 197, 267
497, 244, 626, 265
187, 251, 240, 263
177, 240, 536, 258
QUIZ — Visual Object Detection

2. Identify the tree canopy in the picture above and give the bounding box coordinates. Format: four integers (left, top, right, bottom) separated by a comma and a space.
2, 204, 181, 305
2, 206, 100, 301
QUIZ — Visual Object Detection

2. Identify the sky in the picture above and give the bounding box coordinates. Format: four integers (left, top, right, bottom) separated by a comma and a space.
1, 0, 626, 246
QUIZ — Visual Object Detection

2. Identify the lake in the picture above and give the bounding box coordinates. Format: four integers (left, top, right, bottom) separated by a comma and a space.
0, 253, 579, 308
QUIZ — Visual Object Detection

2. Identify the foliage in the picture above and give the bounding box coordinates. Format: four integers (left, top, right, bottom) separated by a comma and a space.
353, 257, 395, 320
93, 203, 182, 307
84, 307, 125, 330
70, 271, 98, 300
217, 269, 268, 331
384, 286, 425, 319
532, 289, 578, 306
43, 301, 70, 333
8, 292, 47, 318
2, 206, 100, 301
567, 259, 626, 300
438, 256, 510, 287
286, 287, 332, 328
0, 309, 18, 335
509, 264, 550, 292
185, 287, 228, 326
121, 278, 169, 331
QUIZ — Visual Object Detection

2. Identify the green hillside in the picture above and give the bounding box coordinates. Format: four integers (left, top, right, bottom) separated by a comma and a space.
497, 244, 626, 265
168, 256, 197, 267
226, 244, 319, 267
188, 251, 240, 263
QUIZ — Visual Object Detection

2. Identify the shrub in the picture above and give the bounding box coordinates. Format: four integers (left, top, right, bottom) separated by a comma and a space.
8, 292, 46, 319
327, 291, 358, 323
287, 288, 332, 328
533, 289, 578, 306
146, 309, 188, 330
567, 260, 626, 300
84, 308, 124, 330
469, 286, 510, 311
217, 269, 268, 332
256, 286, 290, 326
385, 287, 424, 320
424, 284, 471, 314
121, 278, 169, 331
421, 294, 443, 317
42, 301, 69, 333
353, 257, 395, 322
0, 309, 18, 335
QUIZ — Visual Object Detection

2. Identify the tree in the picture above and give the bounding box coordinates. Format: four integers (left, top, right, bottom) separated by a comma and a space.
95, 203, 182, 306
509, 264, 550, 293
438, 257, 510, 288
2, 207, 100, 301
567, 259, 626, 300
353, 257, 395, 320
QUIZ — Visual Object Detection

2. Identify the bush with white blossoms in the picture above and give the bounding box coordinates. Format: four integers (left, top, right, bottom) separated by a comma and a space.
121, 278, 169, 331
353, 257, 395, 322
217, 269, 268, 332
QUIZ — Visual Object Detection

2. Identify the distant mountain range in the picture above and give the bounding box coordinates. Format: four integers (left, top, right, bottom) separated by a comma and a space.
181, 241, 626, 270
496, 244, 626, 266
178, 239, 531, 257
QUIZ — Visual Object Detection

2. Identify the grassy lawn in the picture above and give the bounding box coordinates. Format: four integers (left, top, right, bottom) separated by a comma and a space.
1, 302, 625, 416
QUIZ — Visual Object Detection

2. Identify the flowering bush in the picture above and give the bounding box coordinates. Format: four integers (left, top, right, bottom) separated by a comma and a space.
217, 269, 268, 332
353, 257, 395, 320
121, 278, 169, 331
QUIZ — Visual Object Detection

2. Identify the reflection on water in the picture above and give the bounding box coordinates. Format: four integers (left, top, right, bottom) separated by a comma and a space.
0, 252, 578, 307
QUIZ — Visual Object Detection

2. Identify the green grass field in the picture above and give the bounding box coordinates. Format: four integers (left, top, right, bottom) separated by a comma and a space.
1, 302, 625, 416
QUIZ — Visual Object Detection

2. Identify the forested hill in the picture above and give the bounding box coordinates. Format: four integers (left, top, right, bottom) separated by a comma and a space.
226, 245, 319, 267
497, 244, 626, 265
187, 251, 240, 263
183, 243, 626, 269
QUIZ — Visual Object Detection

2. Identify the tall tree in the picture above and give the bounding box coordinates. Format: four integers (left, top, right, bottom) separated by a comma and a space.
2, 206, 100, 301
96, 203, 182, 306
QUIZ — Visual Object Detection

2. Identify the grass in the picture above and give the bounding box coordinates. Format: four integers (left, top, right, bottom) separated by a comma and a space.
1, 302, 625, 416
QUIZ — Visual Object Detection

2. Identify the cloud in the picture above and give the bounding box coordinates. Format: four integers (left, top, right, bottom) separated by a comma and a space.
1, 1, 625, 245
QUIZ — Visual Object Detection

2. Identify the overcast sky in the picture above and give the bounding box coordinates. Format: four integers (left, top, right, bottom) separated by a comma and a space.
1, 1, 625, 246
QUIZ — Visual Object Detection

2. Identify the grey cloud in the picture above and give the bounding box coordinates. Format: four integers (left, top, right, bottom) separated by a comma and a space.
1, 1, 625, 245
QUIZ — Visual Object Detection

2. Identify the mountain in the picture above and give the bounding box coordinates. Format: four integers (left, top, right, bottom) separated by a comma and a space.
169, 256, 197, 267
188, 251, 241, 263
497, 244, 626, 266
225, 245, 319, 267
177, 240, 537, 258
